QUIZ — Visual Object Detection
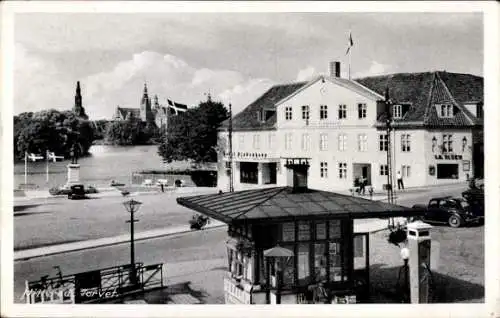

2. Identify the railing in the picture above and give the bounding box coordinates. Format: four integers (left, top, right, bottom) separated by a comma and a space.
25, 263, 164, 304
223, 276, 252, 304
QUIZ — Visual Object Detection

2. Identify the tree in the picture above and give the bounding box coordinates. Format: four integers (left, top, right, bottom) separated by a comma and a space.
158, 98, 229, 164
104, 118, 159, 145
13, 109, 95, 161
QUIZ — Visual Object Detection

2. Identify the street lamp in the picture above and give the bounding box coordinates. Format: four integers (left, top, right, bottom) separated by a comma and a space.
264, 245, 294, 304
123, 199, 142, 287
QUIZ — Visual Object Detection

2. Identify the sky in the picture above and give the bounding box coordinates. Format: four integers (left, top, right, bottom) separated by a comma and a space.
13, 11, 483, 119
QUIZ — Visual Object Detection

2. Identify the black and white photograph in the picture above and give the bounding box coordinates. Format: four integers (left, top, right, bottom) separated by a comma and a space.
1, 1, 499, 317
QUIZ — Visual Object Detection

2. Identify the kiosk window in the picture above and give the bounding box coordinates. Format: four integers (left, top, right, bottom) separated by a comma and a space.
282, 222, 295, 242
316, 222, 326, 240
298, 244, 311, 285
329, 242, 342, 282
329, 220, 341, 239
298, 221, 310, 241
314, 243, 327, 282
281, 245, 295, 289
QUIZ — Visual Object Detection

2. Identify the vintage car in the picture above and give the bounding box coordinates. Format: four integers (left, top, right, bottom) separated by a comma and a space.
412, 196, 483, 228
67, 184, 88, 200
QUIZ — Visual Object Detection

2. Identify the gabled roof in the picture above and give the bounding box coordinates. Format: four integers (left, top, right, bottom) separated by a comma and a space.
355, 71, 483, 128
177, 187, 424, 224
275, 76, 384, 107
220, 82, 308, 131
116, 107, 141, 119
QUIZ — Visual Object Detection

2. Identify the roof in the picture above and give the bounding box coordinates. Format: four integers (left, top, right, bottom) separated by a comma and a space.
275, 76, 384, 107
355, 71, 483, 128
177, 187, 424, 224
220, 82, 308, 131
116, 107, 141, 119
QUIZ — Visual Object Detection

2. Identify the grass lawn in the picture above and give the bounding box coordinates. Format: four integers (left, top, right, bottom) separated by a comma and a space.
369, 224, 484, 303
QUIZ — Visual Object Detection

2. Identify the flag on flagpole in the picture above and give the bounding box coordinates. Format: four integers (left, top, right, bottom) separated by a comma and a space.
345, 31, 354, 55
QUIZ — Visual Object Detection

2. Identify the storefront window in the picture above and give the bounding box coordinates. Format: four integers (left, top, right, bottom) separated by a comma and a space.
298, 221, 310, 241
282, 222, 295, 242
329, 242, 342, 281
314, 243, 327, 282
240, 162, 258, 184
329, 220, 341, 239
281, 245, 295, 289
316, 222, 326, 240
297, 244, 311, 285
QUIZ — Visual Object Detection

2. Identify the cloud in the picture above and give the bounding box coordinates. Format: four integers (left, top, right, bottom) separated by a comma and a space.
14, 44, 74, 114
295, 66, 318, 82
14, 47, 277, 119
353, 61, 392, 78
217, 78, 276, 115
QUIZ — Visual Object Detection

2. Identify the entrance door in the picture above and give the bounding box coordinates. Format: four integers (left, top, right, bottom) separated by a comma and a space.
361, 165, 371, 185
353, 232, 370, 302
269, 163, 277, 184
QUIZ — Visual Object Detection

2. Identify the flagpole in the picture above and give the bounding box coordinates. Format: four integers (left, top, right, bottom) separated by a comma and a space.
46, 150, 49, 183
24, 152, 27, 185
348, 48, 352, 80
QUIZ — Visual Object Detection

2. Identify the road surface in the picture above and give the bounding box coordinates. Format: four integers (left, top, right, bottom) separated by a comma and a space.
14, 183, 468, 250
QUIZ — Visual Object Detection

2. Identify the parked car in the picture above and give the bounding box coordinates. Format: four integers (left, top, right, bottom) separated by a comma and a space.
67, 184, 87, 200
412, 196, 483, 228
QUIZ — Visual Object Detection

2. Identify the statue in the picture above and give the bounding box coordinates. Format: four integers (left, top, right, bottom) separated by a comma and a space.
70, 142, 80, 164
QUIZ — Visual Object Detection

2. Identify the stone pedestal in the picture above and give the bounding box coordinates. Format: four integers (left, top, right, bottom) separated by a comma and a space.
66, 164, 81, 185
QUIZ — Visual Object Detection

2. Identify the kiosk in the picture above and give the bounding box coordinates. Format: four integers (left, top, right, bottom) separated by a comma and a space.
177, 159, 425, 304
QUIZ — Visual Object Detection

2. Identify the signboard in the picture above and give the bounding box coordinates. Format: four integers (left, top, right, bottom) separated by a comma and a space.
298, 222, 310, 241
316, 222, 326, 240
434, 154, 463, 160
463, 160, 471, 172
329, 220, 341, 238
282, 222, 295, 241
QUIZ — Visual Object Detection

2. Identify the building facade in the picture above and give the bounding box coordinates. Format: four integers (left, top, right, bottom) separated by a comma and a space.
217, 62, 483, 193
113, 83, 188, 128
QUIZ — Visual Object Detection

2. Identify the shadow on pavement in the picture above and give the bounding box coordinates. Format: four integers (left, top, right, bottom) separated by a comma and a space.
14, 211, 52, 217
13, 204, 42, 212
370, 264, 484, 303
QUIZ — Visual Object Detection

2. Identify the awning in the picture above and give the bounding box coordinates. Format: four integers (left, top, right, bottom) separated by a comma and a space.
176, 187, 425, 225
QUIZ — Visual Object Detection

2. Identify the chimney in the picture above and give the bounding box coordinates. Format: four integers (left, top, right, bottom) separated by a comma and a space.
284, 158, 310, 193
330, 61, 341, 78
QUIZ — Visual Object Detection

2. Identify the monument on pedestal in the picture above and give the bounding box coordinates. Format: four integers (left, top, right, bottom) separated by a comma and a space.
66, 143, 81, 186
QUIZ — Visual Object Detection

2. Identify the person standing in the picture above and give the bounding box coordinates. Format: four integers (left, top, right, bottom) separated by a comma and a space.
359, 176, 365, 195
397, 171, 404, 190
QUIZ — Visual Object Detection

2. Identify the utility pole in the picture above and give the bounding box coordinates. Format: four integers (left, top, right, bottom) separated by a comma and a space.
229, 103, 234, 193
385, 87, 395, 227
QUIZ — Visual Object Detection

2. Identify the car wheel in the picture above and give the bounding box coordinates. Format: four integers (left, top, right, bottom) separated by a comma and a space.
448, 215, 462, 228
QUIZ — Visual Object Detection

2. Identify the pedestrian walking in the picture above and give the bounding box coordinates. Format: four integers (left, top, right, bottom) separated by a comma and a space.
160, 183, 164, 192
359, 176, 366, 195
397, 171, 405, 190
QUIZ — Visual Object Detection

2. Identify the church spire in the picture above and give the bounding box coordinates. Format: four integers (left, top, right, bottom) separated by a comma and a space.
75, 81, 82, 110
73, 81, 88, 119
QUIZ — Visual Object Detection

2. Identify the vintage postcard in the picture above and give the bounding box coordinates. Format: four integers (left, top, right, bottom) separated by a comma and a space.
1, 1, 499, 317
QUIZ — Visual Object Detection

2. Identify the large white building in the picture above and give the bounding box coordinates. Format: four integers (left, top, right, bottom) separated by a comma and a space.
217, 62, 483, 193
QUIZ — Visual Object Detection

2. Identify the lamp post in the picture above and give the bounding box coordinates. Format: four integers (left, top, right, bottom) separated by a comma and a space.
123, 199, 142, 287
264, 245, 294, 304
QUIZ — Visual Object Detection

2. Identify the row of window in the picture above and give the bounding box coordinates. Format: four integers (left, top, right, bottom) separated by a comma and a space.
317, 162, 412, 179
287, 133, 411, 153
238, 133, 461, 154
285, 103, 368, 121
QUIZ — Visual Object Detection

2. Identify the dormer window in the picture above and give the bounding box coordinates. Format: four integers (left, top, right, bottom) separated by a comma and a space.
439, 104, 454, 118
256, 110, 263, 122
393, 105, 402, 119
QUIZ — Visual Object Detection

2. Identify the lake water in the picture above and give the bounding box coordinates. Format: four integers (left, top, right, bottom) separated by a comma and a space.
13, 145, 170, 189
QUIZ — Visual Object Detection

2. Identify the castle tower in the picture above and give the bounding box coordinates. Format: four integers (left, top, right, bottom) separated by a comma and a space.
140, 83, 153, 122
153, 94, 160, 110
73, 81, 88, 120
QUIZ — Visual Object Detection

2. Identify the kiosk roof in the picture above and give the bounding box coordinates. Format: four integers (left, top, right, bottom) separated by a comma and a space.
177, 187, 423, 224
